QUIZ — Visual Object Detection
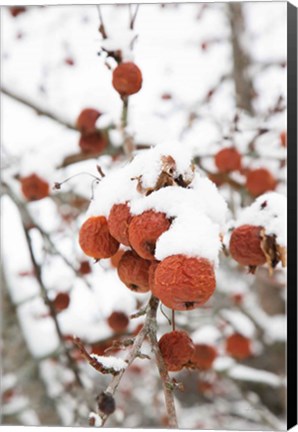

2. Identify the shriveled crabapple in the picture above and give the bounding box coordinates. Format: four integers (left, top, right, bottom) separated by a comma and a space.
79, 131, 107, 154
76, 108, 101, 133
79, 216, 119, 259
20, 173, 50, 201
128, 210, 171, 260
52, 292, 70, 312
108, 203, 132, 246
190, 344, 217, 370
112, 62, 143, 97
158, 330, 195, 372
229, 224, 266, 267
245, 168, 277, 197
225, 333, 252, 360
107, 311, 129, 333
214, 147, 242, 173
153, 254, 216, 311
117, 250, 151, 293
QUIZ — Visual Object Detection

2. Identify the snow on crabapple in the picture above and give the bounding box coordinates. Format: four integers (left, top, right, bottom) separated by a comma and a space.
158, 330, 195, 372
108, 202, 132, 246
76, 108, 101, 134
112, 62, 143, 97
190, 344, 217, 370
107, 311, 129, 333
152, 254, 216, 311
225, 332, 252, 360
229, 225, 266, 267
117, 250, 151, 293
229, 193, 286, 271
79, 216, 119, 259
128, 210, 171, 260
214, 147, 242, 173
20, 173, 50, 201
245, 168, 277, 197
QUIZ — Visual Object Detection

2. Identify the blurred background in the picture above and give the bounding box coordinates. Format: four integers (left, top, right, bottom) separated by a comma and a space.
1, 3, 287, 429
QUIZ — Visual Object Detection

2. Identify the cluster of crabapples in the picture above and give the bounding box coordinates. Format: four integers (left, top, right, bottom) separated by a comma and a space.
17, 61, 143, 201
75, 62, 142, 156
77, 142, 286, 370
211, 135, 286, 196
78, 142, 225, 312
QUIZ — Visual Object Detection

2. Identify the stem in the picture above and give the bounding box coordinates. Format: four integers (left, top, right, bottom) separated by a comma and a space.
120, 96, 135, 156
172, 310, 176, 331
22, 224, 84, 387
228, 3, 254, 114
98, 296, 178, 428
147, 300, 178, 428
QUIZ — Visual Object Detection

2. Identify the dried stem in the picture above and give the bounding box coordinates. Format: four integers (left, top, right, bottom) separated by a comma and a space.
97, 5, 108, 39
228, 3, 254, 114
21, 223, 84, 387
98, 296, 178, 427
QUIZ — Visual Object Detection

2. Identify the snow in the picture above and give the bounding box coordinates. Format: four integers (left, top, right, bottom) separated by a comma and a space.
191, 325, 221, 345
89, 354, 127, 372
236, 192, 287, 247
1, 3, 287, 429
87, 141, 227, 263
228, 365, 283, 388
220, 309, 255, 338
155, 211, 221, 264
89, 411, 103, 427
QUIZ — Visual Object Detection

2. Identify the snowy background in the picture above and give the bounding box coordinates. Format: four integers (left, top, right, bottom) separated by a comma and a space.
1, 3, 287, 429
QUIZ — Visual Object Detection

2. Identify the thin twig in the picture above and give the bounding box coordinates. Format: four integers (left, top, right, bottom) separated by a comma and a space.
129, 4, 139, 30
21, 222, 84, 387
97, 5, 108, 39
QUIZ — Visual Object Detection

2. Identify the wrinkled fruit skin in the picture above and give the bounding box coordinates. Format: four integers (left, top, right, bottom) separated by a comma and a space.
128, 210, 171, 260
153, 255, 216, 311
229, 225, 266, 267
107, 311, 129, 333
79, 216, 119, 259
117, 250, 151, 293
76, 108, 101, 133
226, 333, 252, 360
79, 131, 107, 154
190, 344, 217, 370
20, 174, 50, 201
215, 147, 242, 173
53, 292, 70, 312
158, 330, 195, 372
97, 392, 116, 415
112, 62, 143, 96
246, 168, 277, 197
110, 249, 125, 268
108, 203, 132, 246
